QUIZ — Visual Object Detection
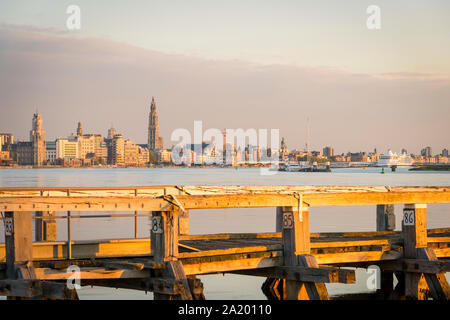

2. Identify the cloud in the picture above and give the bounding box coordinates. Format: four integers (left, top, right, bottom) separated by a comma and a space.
0, 25, 449, 153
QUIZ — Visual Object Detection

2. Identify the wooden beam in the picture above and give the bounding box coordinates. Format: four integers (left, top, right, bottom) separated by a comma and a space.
181, 251, 283, 275
33, 267, 150, 280
0, 279, 42, 297
232, 266, 355, 283
417, 247, 450, 300
0, 189, 449, 212
381, 259, 450, 274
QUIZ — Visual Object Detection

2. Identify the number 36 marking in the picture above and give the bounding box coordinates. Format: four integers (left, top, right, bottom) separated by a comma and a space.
403, 209, 415, 226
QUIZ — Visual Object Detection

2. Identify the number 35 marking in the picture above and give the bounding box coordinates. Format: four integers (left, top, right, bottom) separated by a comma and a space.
403, 209, 415, 226
282, 212, 293, 229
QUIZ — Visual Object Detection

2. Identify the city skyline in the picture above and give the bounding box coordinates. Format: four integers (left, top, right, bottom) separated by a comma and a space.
0, 2, 449, 154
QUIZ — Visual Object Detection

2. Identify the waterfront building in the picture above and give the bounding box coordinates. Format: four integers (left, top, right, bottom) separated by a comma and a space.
0, 133, 14, 150
148, 97, 163, 151
349, 152, 368, 163
280, 137, 288, 161
77, 134, 96, 159
56, 139, 79, 160
0, 151, 11, 165
123, 139, 139, 166
30, 113, 46, 166
156, 148, 172, 164
111, 134, 125, 166
46, 141, 57, 164
442, 148, 449, 157
323, 146, 334, 158
107, 125, 117, 140
421, 146, 432, 158
435, 155, 449, 164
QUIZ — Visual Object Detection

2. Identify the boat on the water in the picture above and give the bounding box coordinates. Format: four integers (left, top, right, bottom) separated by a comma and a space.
377, 150, 413, 167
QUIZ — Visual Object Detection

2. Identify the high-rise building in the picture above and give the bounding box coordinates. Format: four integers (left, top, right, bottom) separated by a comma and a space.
323, 146, 334, 158
107, 125, 117, 140
30, 113, 46, 166
421, 146, 432, 158
111, 134, 125, 166
442, 148, 449, 157
148, 97, 163, 151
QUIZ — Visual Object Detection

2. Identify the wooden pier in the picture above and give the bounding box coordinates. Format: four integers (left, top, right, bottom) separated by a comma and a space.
0, 185, 449, 300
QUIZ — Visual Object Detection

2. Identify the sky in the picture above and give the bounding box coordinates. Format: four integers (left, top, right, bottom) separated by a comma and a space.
0, 1, 449, 154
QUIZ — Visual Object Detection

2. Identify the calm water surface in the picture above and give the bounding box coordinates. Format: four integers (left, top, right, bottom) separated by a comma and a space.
0, 167, 449, 299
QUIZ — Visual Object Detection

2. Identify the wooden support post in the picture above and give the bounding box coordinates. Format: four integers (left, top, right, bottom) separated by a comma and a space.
275, 207, 283, 232
35, 211, 57, 241
151, 207, 179, 262
376, 204, 395, 232
179, 209, 189, 236
402, 204, 429, 300
4, 211, 33, 280
153, 261, 193, 300
281, 205, 328, 300
376, 204, 395, 298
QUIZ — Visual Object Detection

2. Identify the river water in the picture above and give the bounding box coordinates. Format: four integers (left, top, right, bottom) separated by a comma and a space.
0, 167, 449, 299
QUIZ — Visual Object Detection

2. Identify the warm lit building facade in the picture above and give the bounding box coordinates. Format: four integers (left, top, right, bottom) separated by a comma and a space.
56, 139, 79, 159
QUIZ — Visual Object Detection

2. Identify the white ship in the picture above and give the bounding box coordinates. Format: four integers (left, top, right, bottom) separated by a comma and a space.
377, 150, 413, 167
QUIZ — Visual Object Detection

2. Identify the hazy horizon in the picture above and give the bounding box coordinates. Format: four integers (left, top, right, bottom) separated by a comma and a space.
0, 1, 449, 155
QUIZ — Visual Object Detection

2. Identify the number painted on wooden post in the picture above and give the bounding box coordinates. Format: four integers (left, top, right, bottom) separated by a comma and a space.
403, 209, 415, 226
151, 216, 163, 234
282, 212, 293, 229
4, 217, 13, 236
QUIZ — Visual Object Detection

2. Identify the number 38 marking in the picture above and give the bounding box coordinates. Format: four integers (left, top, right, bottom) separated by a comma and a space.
403, 209, 415, 226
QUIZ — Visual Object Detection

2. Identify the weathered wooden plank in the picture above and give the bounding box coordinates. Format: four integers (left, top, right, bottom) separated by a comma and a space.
33, 267, 150, 280
381, 259, 450, 274
232, 266, 355, 284
0, 185, 449, 198
179, 232, 281, 241
178, 244, 282, 259
0, 189, 449, 212
314, 250, 402, 265
100, 260, 145, 271
181, 251, 283, 275
0, 279, 42, 297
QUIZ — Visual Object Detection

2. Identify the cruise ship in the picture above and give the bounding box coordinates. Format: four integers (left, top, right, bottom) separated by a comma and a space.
377, 150, 413, 167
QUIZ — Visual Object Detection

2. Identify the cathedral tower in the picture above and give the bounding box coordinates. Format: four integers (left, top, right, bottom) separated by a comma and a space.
148, 97, 163, 150
30, 112, 46, 166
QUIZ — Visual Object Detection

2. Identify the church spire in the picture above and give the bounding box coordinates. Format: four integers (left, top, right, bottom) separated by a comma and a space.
77, 121, 83, 136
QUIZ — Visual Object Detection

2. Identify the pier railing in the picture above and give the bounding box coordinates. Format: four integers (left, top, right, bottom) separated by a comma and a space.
0, 185, 449, 300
